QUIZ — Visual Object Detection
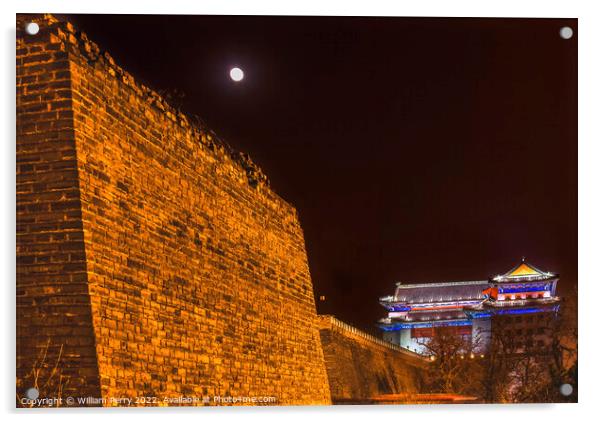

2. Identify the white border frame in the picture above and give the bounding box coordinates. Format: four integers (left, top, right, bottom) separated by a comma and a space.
3, 1, 599, 421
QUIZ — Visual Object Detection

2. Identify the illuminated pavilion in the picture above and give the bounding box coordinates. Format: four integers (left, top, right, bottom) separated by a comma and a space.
378, 259, 560, 354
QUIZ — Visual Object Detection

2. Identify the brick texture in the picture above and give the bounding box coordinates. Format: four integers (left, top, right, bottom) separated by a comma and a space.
318, 316, 426, 403
16, 14, 102, 402
16, 14, 330, 406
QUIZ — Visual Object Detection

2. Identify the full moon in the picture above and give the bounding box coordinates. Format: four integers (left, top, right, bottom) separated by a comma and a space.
230, 67, 244, 82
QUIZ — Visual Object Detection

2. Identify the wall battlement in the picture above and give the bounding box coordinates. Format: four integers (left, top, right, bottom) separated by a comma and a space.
317, 315, 428, 362
18, 14, 271, 190
318, 315, 427, 403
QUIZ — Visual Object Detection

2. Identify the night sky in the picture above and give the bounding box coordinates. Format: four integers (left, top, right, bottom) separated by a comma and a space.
64, 15, 577, 334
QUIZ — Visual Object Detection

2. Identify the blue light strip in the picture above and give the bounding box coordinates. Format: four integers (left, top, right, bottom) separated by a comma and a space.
387, 305, 411, 312
468, 312, 493, 319
380, 319, 473, 331
499, 285, 550, 294
387, 300, 483, 312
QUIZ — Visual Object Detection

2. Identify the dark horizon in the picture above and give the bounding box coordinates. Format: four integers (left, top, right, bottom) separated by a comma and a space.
63, 14, 577, 334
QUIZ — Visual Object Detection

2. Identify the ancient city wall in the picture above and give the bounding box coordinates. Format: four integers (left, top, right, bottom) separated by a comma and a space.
16, 14, 331, 405
16, 16, 102, 401
317, 315, 427, 403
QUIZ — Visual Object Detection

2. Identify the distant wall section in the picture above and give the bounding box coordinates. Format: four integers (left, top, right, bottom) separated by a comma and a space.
318, 315, 427, 403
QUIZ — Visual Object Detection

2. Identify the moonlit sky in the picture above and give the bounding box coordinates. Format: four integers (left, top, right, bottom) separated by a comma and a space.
64, 15, 577, 334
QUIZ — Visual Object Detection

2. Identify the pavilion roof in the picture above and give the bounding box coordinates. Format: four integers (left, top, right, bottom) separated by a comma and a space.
392, 280, 489, 304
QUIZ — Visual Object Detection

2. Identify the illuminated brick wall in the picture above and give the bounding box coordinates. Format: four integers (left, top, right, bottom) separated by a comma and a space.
318, 316, 427, 403
16, 14, 331, 406
16, 16, 102, 402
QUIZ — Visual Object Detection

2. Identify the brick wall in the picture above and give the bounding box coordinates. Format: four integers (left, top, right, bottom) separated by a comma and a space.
16, 14, 331, 406
16, 15, 102, 402
317, 315, 427, 403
